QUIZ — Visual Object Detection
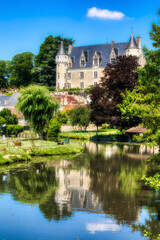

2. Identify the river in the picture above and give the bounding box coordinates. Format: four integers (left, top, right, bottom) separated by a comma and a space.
0, 142, 160, 240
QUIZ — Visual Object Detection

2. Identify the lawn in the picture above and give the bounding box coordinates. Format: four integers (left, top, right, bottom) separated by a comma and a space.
0, 139, 84, 165
59, 129, 120, 140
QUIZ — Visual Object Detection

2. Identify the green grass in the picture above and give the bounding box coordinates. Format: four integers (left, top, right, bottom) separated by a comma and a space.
59, 129, 120, 140
0, 139, 84, 166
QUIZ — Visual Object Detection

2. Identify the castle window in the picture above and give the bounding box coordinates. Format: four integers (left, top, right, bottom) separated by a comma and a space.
68, 83, 71, 88
93, 71, 98, 79
80, 72, 84, 79
67, 73, 71, 80
80, 82, 84, 89
58, 73, 60, 79
64, 73, 66, 79
94, 82, 98, 87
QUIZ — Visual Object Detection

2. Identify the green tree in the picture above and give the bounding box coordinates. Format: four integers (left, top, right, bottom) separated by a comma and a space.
150, 9, 160, 48
120, 9, 160, 148
56, 111, 68, 124
0, 60, 10, 89
33, 35, 75, 86
47, 118, 61, 141
0, 108, 18, 125
70, 106, 91, 131
10, 52, 34, 87
16, 85, 60, 139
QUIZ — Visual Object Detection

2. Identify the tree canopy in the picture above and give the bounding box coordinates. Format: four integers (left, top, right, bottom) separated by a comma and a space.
120, 9, 160, 148
0, 60, 10, 89
9, 52, 34, 88
16, 85, 59, 139
90, 55, 139, 129
70, 106, 91, 131
33, 35, 75, 86
0, 108, 18, 125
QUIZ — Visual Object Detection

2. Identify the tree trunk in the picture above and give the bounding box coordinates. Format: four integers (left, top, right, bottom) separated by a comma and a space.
96, 126, 98, 135
40, 132, 44, 140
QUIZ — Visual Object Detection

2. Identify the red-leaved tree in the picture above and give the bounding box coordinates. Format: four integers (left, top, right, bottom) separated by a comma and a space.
90, 55, 140, 129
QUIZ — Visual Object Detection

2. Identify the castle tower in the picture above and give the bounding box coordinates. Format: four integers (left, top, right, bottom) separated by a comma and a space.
124, 33, 146, 67
56, 41, 69, 89
124, 33, 139, 57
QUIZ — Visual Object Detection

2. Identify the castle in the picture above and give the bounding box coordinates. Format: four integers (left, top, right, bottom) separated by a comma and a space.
55, 33, 145, 89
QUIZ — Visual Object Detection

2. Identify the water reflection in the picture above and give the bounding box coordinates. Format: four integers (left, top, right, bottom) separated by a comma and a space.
0, 143, 160, 239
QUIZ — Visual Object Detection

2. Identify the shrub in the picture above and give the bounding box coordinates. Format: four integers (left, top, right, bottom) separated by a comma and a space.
0, 108, 18, 125
5, 125, 24, 136
56, 111, 68, 124
48, 86, 56, 92
47, 118, 61, 141
100, 123, 109, 130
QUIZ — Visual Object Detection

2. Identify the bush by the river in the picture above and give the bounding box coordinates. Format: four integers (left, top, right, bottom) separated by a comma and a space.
5, 125, 24, 137
47, 118, 61, 141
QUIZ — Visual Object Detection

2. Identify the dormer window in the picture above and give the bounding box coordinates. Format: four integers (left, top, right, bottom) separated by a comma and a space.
80, 50, 87, 67
111, 58, 115, 64
110, 47, 117, 64
93, 51, 101, 67
93, 58, 98, 67
81, 59, 86, 67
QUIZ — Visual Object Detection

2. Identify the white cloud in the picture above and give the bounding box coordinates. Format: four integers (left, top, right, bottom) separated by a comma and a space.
86, 221, 121, 234
87, 7, 125, 20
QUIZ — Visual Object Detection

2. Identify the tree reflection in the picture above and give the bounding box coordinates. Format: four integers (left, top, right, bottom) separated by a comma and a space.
0, 162, 72, 221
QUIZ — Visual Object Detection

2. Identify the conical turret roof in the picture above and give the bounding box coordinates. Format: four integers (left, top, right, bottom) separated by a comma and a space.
126, 33, 138, 49
57, 41, 67, 55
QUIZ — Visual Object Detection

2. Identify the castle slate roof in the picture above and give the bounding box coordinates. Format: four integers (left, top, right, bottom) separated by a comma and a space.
126, 33, 138, 49
68, 42, 128, 69
57, 41, 67, 55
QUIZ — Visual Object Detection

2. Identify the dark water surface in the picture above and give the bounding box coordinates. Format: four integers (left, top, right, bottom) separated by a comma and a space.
0, 143, 160, 240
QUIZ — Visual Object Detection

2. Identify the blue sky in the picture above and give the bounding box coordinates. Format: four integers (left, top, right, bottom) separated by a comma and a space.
0, 0, 159, 60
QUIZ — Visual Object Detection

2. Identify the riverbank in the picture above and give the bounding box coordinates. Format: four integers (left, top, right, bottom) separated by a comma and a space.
59, 129, 120, 140
0, 140, 84, 165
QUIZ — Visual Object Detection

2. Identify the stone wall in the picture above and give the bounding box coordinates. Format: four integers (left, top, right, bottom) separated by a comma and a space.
61, 124, 97, 132
67, 67, 104, 89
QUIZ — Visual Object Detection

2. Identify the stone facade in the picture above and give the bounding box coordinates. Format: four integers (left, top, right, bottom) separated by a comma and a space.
56, 33, 145, 89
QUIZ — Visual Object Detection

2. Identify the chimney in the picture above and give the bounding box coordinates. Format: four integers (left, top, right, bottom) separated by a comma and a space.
4, 100, 7, 105
111, 40, 114, 48
68, 44, 73, 54
136, 37, 141, 49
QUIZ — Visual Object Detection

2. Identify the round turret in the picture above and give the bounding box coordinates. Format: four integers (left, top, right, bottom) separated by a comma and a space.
56, 41, 69, 89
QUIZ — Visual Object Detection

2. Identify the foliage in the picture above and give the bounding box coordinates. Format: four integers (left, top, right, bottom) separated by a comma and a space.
48, 86, 56, 92
149, 9, 160, 48
0, 108, 18, 125
120, 10, 160, 149
137, 48, 160, 90
99, 123, 109, 130
56, 111, 68, 124
90, 55, 139, 129
9, 52, 34, 87
5, 125, 24, 137
0, 117, 6, 125
47, 118, 61, 141
0, 60, 10, 89
141, 153, 160, 191
16, 85, 60, 139
70, 106, 91, 131
34, 35, 75, 86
